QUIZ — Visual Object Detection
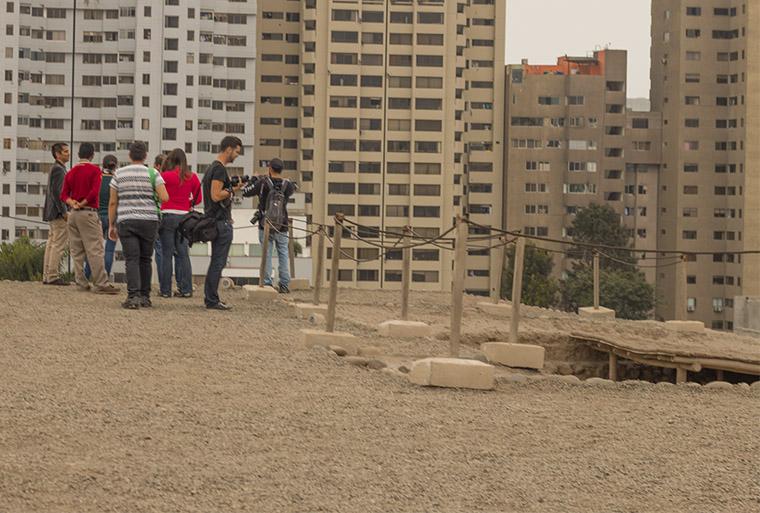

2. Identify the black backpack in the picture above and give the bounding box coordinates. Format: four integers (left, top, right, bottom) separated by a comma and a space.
177, 211, 218, 247
263, 177, 290, 231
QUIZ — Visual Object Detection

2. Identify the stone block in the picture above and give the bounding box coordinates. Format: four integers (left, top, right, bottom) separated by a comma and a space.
481, 342, 545, 370
243, 285, 279, 301
704, 381, 733, 390
377, 320, 432, 338
476, 302, 512, 317
300, 329, 358, 354
289, 278, 310, 291
358, 346, 383, 357
293, 302, 328, 319
665, 320, 705, 333
578, 306, 616, 320
408, 357, 494, 390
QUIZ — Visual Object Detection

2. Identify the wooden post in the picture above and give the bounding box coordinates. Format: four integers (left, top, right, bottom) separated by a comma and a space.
259, 221, 271, 288
715, 369, 724, 381
288, 224, 296, 278
510, 236, 526, 344
490, 237, 506, 304
450, 216, 468, 357
678, 254, 688, 321
608, 352, 618, 382
326, 214, 344, 333
593, 251, 600, 310
676, 367, 687, 384
401, 225, 412, 321
312, 228, 325, 305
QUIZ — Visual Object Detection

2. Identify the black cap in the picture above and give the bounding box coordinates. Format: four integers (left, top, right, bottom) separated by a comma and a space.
269, 158, 284, 171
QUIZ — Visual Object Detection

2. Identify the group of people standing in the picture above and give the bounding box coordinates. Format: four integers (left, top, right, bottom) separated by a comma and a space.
41, 135, 296, 311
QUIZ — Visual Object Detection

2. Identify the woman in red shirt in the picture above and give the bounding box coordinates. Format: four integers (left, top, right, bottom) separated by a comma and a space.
158, 148, 202, 298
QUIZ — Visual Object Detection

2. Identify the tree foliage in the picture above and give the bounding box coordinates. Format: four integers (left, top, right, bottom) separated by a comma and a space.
0, 238, 45, 281
559, 204, 655, 319
501, 244, 558, 308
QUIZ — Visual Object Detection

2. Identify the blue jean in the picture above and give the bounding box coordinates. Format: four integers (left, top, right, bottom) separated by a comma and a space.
204, 221, 233, 306
154, 237, 164, 285
159, 214, 192, 295
258, 227, 290, 288
84, 215, 116, 279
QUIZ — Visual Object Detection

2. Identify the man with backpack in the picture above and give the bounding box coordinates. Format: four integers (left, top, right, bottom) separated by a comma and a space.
242, 158, 297, 293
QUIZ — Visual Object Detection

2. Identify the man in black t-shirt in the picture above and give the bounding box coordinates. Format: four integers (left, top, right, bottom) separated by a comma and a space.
202, 136, 242, 310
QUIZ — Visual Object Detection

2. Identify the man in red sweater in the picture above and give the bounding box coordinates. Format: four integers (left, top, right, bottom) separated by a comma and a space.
60, 143, 119, 294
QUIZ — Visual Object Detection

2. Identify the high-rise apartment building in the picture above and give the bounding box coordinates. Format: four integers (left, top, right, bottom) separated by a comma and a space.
256, 0, 506, 293
504, 50, 662, 284
0, 1, 256, 243
651, 1, 759, 328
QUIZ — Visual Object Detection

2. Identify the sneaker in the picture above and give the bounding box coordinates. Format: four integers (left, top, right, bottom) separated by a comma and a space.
77, 283, 91, 292
206, 302, 233, 311
173, 290, 193, 298
122, 298, 140, 310
45, 278, 69, 286
159, 292, 171, 299
94, 284, 120, 295
277, 283, 290, 294
140, 297, 153, 308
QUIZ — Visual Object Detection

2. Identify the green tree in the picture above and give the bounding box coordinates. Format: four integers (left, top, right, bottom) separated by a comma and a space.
560, 204, 655, 319
501, 243, 558, 308
0, 237, 46, 281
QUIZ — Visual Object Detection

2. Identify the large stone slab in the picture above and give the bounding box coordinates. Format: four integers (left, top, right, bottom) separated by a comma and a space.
481, 342, 545, 370
300, 329, 358, 354
408, 358, 494, 390
243, 285, 279, 301
578, 306, 616, 320
377, 320, 432, 338
289, 278, 310, 291
665, 320, 705, 333
477, 302, 512, 317
293, 302, 328, 319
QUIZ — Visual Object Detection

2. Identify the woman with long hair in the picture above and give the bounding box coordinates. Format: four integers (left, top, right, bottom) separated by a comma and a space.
158, 148, 202, 298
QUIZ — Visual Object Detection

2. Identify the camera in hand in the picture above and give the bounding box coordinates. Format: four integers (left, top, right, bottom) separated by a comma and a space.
230, 175, 251, 187
250, 210, 262, 226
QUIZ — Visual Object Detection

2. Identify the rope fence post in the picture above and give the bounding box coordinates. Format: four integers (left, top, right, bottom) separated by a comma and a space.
450, 215, 468, 357
288, 224, 296, 278
326, 213, 344, 333
401, 225, 412, 321
678, 254, 688, 321
593, 250, 600, 310
510, 235, 526, 344
259, 221, 271, 288
490, 237, 506, 305
312, 227, 325, 306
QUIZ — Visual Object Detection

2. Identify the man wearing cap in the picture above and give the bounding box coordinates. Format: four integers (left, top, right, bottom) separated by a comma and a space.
242, 158, 297, 293
60, 142, 119, 294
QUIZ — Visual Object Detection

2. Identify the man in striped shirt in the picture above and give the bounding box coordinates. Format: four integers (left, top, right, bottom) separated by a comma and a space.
108, 142, 169, 309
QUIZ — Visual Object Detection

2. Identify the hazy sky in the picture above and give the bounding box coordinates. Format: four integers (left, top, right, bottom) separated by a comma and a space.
506, 0, 652, 99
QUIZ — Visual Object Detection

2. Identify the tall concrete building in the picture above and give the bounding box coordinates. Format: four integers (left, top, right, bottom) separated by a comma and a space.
256, 0, 506, 292
651, 1, 759, 328
504, 50, 662, 284
0, 0, 256, 243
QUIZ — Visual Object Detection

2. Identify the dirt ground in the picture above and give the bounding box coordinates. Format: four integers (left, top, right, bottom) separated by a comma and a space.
1, 281, 758, 513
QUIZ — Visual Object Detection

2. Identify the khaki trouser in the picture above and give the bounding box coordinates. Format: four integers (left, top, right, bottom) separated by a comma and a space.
67, 210, 109, 289
42, 217, 68, 282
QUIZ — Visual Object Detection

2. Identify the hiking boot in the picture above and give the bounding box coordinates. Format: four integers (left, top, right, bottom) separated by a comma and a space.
140, 297, 153, 308
206, 302, 232, 311
122, 298, 140, 310
94, 284, 120, 295
278, 283, 290, 294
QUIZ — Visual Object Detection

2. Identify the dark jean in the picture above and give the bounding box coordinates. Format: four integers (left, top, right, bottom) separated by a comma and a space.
84, 215, 116, 279
204, 221, 233, 307
118, 219, 159, 300
159, 213, 192, 295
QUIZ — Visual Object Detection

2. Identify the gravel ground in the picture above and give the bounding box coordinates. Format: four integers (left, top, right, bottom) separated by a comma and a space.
1, 281, 759, 513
